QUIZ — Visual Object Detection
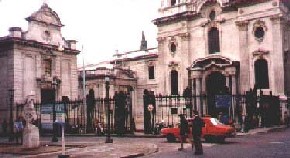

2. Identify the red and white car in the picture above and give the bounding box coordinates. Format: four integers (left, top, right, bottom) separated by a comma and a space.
161, 116, 236, 142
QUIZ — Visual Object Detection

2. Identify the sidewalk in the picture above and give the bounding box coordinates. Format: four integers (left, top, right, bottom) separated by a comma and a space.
236, 125, 287, 136
0, 135, 159, 158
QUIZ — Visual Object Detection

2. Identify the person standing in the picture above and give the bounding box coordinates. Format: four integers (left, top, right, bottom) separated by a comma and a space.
14, 117, 23, 144
178, 114, 189, 151
284, 111, 289, 128
191, 110, 204, 155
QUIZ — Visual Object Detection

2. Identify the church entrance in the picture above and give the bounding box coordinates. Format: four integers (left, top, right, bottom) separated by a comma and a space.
206, 72, 227, 117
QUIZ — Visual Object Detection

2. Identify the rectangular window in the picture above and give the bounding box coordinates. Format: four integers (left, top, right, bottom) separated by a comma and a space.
148, 66, 155, 80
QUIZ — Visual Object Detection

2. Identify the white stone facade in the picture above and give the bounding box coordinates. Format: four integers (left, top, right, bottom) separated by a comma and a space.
117, 0, 290, 128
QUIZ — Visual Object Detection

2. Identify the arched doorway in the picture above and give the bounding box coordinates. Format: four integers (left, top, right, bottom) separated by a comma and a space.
171, 70, 178, 95
206, 72, 226, 117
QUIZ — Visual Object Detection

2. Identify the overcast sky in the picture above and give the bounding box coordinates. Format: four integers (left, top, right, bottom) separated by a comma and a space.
0, 0, 159, 66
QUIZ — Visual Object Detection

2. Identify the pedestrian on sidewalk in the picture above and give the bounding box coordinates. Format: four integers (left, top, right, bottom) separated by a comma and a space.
284, 111, 289, 128
190, 110, 204, 155
178, 114, 189, 151
14, 117, 24, 144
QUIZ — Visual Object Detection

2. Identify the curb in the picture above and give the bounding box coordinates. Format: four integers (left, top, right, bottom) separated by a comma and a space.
41, 134, 164, 139
120, 153, 145, 158
236, 126, 287, 136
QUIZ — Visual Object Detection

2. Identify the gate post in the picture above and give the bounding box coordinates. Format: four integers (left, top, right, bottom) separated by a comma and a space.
279, 95, 287, 124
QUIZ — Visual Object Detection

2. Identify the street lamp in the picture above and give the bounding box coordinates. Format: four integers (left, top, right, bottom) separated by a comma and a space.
52, 78, 59, 142
105, 76, 113, 143
8, 89, 14, 142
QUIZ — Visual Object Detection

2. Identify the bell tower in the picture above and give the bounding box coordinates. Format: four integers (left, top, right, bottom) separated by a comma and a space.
140, 31, 147, 51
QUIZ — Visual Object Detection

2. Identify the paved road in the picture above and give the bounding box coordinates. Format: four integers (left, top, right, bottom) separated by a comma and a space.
0, 127, 288, 158
142, 128, 290, 158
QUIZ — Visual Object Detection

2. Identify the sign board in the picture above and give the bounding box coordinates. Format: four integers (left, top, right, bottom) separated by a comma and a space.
147, 104, 154, 112
215, 95, 231, 108
41, 103, 65, 130
41, 104, 53, 130
55, 103, 65, 125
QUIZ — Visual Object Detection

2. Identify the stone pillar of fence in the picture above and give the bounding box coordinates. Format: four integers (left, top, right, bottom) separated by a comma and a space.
279, 95, 287, 124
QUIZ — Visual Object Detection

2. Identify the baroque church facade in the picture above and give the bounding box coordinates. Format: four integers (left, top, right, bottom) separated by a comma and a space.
103, 0, 290, 129
0, 3, 79, 124
153, 0, 290, 113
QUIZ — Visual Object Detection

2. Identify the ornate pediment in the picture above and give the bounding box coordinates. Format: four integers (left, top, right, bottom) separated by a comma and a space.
25, 3, 63, 27
190, 54, 233, 71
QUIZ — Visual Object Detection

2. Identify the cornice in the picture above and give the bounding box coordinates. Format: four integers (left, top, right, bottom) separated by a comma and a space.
0, 37, 80, 55
153, 11, 199, 26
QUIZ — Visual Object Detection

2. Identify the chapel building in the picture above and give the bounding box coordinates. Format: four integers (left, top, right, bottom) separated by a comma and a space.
0, 3, 79, 123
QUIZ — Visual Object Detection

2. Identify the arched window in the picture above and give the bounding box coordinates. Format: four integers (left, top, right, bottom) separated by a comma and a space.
208, 27, 220, 54
171, 70, 178, 95
254, 59, 269, 89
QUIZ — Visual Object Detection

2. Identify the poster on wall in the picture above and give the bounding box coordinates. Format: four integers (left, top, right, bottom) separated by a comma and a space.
41, 103, 65, 130
215, 95, 231, 108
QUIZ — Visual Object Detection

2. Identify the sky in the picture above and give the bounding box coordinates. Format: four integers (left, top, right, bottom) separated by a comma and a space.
0, 0, 159, 66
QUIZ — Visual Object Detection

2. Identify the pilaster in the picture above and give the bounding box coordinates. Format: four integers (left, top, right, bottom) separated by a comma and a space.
236, 20, 250, 93
270, 15, 285, 94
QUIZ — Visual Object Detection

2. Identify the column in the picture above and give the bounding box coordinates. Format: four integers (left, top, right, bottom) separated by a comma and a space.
202, 75, 206, 116
231, 74, 237, 121
226, 75, 230, 88
231, 74, 237, 95
196, 78, 201, 115
192, 78, 197, 111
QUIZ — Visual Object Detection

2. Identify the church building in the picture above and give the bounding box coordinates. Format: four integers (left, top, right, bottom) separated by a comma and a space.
152, 0, 290, 116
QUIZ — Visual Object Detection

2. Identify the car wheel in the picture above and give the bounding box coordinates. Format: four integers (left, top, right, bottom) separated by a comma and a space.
204, 135, 213, 143
166, 134, 176, 142
215, 136, 225, 143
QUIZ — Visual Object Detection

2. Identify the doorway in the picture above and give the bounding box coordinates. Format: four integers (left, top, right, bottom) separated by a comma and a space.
206, 72, 226, 117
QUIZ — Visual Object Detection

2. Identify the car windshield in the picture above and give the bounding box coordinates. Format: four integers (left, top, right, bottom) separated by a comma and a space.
210, 118, 223, 125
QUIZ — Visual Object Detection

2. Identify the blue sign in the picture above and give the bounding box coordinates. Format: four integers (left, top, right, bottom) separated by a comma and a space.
55, 104, 65, 113
41, 104, 66, 130
215, 95, 231, 108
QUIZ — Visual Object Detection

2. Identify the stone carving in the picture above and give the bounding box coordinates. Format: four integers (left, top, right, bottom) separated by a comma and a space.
23, 94, 40, 148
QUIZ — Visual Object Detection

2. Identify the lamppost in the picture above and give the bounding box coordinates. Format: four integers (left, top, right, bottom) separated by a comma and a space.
8, 89, 14, 142
105, 76, 113, 143
52, 78, 59, 142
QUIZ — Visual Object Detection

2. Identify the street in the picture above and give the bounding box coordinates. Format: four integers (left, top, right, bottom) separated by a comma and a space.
0, 127, 289, 158
142, 128, 290, 158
